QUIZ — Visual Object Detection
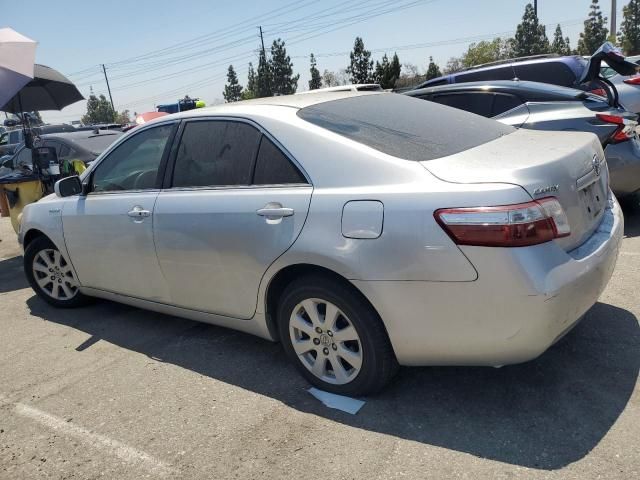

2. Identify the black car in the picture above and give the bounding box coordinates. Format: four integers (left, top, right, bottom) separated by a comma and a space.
0, 130, 123, 172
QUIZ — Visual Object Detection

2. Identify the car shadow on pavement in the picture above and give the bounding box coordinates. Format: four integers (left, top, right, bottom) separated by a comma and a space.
26, 296, 639, 471
0, 256, 28, 293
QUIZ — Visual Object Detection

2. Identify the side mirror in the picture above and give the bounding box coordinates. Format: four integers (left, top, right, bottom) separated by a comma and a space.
54, 176, 83, 197
33, 146, 58, 170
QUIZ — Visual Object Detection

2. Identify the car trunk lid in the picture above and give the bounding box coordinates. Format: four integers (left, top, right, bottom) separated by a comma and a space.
422, 129, 608, 251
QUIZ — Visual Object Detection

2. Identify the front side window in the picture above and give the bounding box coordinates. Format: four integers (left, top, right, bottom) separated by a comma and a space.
172, 120, 261, 188
91, 124, 174, 193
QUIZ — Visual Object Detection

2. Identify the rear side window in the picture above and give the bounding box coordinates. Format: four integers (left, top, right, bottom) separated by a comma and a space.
492, 93, 523, 116
430, 92, 494, 117
172, 121, 261, 188
253, 137, 307, 185
455, 66, 515, 83
297, 94, 514, 162
514, 61, 576, 86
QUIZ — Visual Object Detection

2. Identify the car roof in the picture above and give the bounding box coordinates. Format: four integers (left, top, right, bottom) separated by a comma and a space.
163, 91, 382, 121
406, 80, 589, 102
417, 55, 585, 89
39, 130, 123, 142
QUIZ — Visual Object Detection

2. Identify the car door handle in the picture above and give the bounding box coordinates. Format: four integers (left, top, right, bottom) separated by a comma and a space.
127, 206, 151, 218
256, 206, 294, 218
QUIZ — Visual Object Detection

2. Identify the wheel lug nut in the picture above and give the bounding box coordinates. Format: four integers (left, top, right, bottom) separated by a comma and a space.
58, 279, 62, 283
323, 347, 329, 355
48, 268, 53, 272
315, 327, 322, 334
327, 330, 333, 337
313, 338, 320, 345
332, 343, 337, 351
50, 276, 55, 280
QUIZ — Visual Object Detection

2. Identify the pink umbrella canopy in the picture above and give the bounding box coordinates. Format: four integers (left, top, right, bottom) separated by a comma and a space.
0, 28, 36, 110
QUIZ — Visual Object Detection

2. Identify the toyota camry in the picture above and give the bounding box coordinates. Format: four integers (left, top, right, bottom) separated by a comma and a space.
19, 92, 623, 395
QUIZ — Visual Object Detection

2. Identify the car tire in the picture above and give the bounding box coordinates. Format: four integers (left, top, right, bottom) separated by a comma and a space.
278, 274, 398, 396
24, 236, 90, 308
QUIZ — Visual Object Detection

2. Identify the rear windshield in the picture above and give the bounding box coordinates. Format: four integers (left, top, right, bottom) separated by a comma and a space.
75, 134, 122, 155
297, 93, 514, 161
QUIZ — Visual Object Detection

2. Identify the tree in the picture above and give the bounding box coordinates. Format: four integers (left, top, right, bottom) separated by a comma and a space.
577, 0, 608, 55
374, 53, 400, 89
242, 62, 257, 100
81, 94, 116, 124
619, 0, 640, 55
309, 54, 322, 90
270, 38, 299, 95
425, 56, 442, 80
115, 110, 131, 124
256, 48, 273, 98
461, 38, 513, 68
347, 36, 374, 83
322, 69, 338, 87
551, 24, 572, 55
223, 65, 243, 102
514, 3, 550, 56
443, 57, 463, 74
390, 53, 401, 83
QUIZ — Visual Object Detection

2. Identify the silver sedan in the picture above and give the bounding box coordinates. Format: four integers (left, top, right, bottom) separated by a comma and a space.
19, 92, 623, 395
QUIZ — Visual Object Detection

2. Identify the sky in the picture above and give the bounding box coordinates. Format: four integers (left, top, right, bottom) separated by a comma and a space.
3, 0, 627, 123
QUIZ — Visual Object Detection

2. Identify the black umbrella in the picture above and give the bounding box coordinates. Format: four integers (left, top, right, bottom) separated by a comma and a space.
1, 64, 84, 113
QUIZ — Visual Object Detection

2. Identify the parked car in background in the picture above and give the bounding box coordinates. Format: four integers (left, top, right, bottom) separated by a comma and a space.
601, 54, 640, 114
417, 54, 591, 89
1, 130, 123, 176
0, 124, 77, 157
19, 92, 622, 395
405, 80, 640, 197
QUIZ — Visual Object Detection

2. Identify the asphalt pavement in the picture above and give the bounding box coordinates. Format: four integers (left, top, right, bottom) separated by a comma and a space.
0, 200, 639, 479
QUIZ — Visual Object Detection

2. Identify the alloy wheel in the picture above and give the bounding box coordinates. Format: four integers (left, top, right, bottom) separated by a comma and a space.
289, 298, 363, 385
31, 249, 78, 300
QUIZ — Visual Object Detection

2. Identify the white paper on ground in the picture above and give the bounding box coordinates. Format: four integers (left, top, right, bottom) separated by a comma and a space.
307, 387, 366, 414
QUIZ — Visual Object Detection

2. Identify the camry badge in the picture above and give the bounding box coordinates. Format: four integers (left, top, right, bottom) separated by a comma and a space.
592, 154, 601, 177
533, 184, 559, 195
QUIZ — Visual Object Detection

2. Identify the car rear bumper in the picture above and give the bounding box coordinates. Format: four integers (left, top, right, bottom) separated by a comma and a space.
352, 195, 624, 366
605, 139, 640, 196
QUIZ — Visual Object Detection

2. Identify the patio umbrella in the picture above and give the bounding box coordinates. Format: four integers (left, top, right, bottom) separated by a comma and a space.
0, 28, 36, 110
1, 64, 84, 113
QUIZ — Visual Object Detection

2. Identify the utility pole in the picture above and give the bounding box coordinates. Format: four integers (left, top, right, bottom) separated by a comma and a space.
611, 0, 617, 38
258, 25, 266, 58
534, 0, 537, 16
101, 64, 115, 112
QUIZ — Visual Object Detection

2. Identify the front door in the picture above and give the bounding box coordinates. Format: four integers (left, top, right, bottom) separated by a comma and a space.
62, 122, 176, 301
153, 119, 312, 319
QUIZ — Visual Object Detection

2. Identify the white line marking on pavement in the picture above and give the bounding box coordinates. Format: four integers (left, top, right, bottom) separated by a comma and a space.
13, 402, 174, 476
619, 251, 640, 256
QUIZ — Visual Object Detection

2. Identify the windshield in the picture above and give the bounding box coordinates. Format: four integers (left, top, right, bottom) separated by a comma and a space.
297, 93, 514, 161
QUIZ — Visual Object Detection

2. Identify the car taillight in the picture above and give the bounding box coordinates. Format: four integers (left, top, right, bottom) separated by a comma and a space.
595, 113, 635, 142
623, 75, 640, 85
589, 88, 607, 97
434, 197, 570, 247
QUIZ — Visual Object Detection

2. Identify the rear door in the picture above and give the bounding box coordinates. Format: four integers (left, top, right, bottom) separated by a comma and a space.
153, 118, 312, 319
